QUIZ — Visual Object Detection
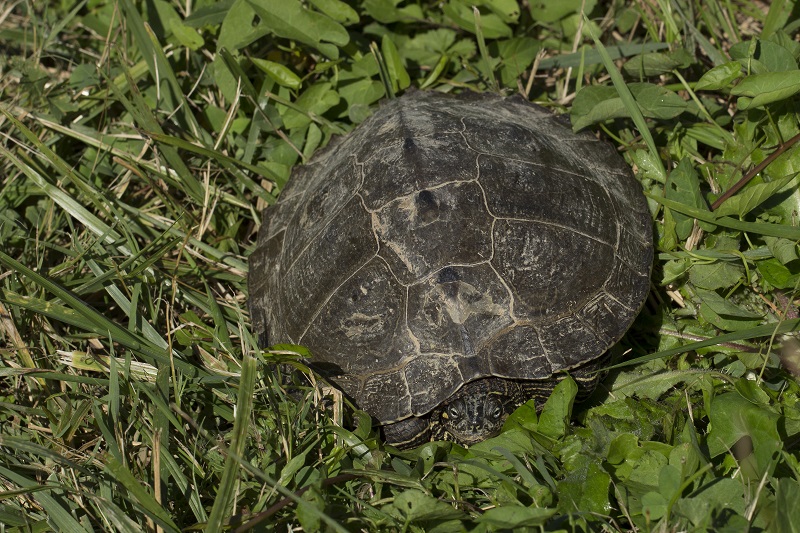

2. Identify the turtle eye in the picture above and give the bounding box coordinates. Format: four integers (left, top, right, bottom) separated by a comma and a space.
485, 396, 504, 420
447, 402, 462, 419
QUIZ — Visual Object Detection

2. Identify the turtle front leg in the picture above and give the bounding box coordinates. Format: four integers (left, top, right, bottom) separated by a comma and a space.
381, 417, 432, 449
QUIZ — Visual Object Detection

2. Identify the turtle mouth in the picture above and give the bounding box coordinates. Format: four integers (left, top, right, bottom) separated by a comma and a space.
446, 425, 504, 446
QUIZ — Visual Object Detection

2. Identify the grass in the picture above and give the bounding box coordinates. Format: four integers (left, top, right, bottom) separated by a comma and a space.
1, 0, 800, 531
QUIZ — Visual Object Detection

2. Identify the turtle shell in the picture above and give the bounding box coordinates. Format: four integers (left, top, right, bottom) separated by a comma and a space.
249, 90, 652, 426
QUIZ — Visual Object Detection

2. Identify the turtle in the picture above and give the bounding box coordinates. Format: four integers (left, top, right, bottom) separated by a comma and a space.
248, 90, 653, 448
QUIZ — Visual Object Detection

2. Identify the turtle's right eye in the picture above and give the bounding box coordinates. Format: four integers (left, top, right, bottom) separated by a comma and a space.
446, 401, 463, 419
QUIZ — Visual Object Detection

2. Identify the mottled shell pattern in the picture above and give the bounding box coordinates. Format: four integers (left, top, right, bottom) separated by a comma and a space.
249, 90, 653, 426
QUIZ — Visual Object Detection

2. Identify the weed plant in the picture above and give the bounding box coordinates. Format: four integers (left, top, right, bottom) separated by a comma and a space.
1, 0, 800, 530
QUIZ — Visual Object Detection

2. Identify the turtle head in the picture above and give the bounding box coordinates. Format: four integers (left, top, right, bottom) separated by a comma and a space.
439, 381, 508, 445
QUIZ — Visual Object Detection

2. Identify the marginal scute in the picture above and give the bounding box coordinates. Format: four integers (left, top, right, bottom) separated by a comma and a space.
580, 293, 633, 344
248, 91, 653, 435
360, 369, 412, 422
404, 355, 463, 415
485, 325, 550, 379
537, 315, 607, 369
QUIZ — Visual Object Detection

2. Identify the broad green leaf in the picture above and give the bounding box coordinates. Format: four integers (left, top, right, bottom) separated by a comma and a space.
252, 59, 302, 89
537, 377, 577, 439
571, 83, 685, 129
775, 478, 800, 533
247, 0, 350, 59
641, 491, 668, 519
389, 489, 466, 522
476, 505, 555, 527
668, 443, 703, 481
623, 51, 683, 77
674, 478, 745, 527
707, 392, 782, 480
303, 123, 323, 160
765, 236, 799, 264
280, 82, 341, 130
714, 174, 799, 217
730, 38, 798, 72
184, 0, 235, 26
307, 0, 359, 24
607, 433, 642, 465
557, 459, 612, 515
496, 37, 541, 87
695, 288, 762, 331
381, 34, 411, 93
442, 0, 513, 39
528, 0, 595, 22
665, 157, 707, 239
695, 61, 742, 90
279, 451, 310, 486
734, 378, 773, 405
630, 150, 664, 183
337, 79, 384, 113
362, 0, 424, 23
503, 398, 538, 432
216, 0, 266, 52
571, 96, 628, 131
404, 28, 456, 65
625, 449, 669, 489
657, 464, 682, 498
688, 261, 744, 290
697, 303, 760, 333
296, 485, 324, 532
732, 70, 800, 109
475, 0, 522, 23
757, 258, 800, 289
170, 20, 204, 50
631, 83, 687, 119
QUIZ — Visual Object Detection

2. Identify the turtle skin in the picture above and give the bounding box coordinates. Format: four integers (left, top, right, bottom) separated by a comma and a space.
249, 90, 653, 448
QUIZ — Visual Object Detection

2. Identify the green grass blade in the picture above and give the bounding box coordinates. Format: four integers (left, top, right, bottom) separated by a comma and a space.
0, 465, 91, 532
105, 69, 205, 204
206, 353, 257, 530
612, 318, 800, 369
0, 251, 208, 378
583, 15, 666, 181
0, 144, 129, 254
648, 193, 800, 240
104, 455, 181, 532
